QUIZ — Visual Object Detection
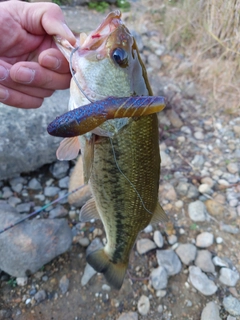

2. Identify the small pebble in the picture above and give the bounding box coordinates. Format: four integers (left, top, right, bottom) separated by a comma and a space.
153, 230, 164, 248
223, 295, 240, 316
137, 295, 150, 316
196, 232, 214, 248
16, 277, 28, 286
219, 268, 239, 286
150, 266, 168, 290
168, 234, 177, 245
78, 237, 90, 247
175, 243, 197, 265
34, 290, 47, 303
59, 275, 69, 295
201, 301, 221, 320
136, 238, 156, 255
195, 250, 215, 273
117, 312, 138, 320
188, 200, 207, 222
189, 266, 217, 295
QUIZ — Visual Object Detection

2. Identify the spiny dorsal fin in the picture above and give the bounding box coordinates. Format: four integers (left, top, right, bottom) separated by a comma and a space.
80, 198, 100, 222
151, 202, 169, 225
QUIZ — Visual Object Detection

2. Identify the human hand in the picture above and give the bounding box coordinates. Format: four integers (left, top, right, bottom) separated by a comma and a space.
0, 1, 76, 108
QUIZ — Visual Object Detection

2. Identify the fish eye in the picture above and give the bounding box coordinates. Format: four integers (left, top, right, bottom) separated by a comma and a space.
112, 48, 128, 68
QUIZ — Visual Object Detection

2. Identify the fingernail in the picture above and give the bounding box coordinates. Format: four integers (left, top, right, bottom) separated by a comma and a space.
0, 65, 8, 81
43, 55, 61, 70
62, 23, 76, 44
15, 67, 35, 84
0, 87, 9, 101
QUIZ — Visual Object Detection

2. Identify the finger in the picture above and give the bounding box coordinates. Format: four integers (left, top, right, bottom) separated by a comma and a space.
10, 61, 71, 90
0, 84, 45, 109
0, 60, 56, 98
38, 48, 70, 74
23, 3, 76, 45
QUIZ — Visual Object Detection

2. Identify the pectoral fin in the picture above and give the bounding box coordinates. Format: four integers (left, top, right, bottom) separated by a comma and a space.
151, 202, 169, 225
56, 137, 80, 161
80, 198, 100, 222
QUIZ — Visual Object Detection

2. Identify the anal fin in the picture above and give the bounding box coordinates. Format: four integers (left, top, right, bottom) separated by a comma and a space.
80, 198, 100, 222
86, 248, 128, 290
151, 202, 169, 225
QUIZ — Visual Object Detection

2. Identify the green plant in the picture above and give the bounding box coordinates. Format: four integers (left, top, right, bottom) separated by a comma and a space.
88, 1, 109, 12
7, 277, 17, 288
117, 0, 130, 10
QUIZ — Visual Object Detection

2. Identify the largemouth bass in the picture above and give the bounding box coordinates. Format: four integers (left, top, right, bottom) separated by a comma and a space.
50, 10, 168, 289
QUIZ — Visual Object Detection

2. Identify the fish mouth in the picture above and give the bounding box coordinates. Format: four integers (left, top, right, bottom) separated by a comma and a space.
79, 10, 123, 51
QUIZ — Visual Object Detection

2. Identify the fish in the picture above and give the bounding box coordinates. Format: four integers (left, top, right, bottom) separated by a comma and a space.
50, 10, 168, 289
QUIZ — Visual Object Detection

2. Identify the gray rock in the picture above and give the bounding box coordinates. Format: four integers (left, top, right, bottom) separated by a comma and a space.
219, 268, 239, 286
191, 155, 205, 169
0, 90, 69, 180
184, 82, 196, 98
196, 232, 214, 248
8, 196, 21, 207
198, 184, 213, 195
137, 295, 150, 316
176, 182, 189, 196
58, 176, 70, 189
195, 250, 215, 273
50, 161, 69, 179
34, 290, 47, 303
150, 266, 168, 290
168, 234, 177, 245
48, 205, 68, 219
156, 249, 182, 276
153, 230, 164, 248
0, 203, 72, 277
86, 237, 103, 256
81, 263, 97, 286
117, 312, 138, 320
166, 109, 183, 128
227, 316, 237, 320
213, 256, 229, 268
201, 301, 221, 320
194, 131, 204, 140
2, 187, 13, 199
148, 54, 162, 70
78, 237, 90, 247
160, 150, 172, 167
16, 202, 32, 213
16, 276, 28, 286
187, 184, 199, 199
28, 178, 42, 190
59, 275, 69, 294
175, 243, 197, 265
189, 266, 217, 296
227, 163, 239, 174
223, 295, 240, 316
44, 186, 60, 197
188, 200, 207, 222
136, 238, 156, 255
220, 224, 239, 234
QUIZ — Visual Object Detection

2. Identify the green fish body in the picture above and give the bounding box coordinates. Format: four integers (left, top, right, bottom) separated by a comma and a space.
54, 10, 168, 289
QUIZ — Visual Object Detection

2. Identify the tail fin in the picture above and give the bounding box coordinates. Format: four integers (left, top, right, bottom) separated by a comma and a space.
86, 249, 128, 290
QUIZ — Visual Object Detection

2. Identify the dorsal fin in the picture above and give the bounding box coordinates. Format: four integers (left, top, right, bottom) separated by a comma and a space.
80, 198, 100, 222
151, 202, 168, 225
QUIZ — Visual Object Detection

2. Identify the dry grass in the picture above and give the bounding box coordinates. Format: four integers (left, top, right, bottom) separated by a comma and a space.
149, 0, 240, 114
